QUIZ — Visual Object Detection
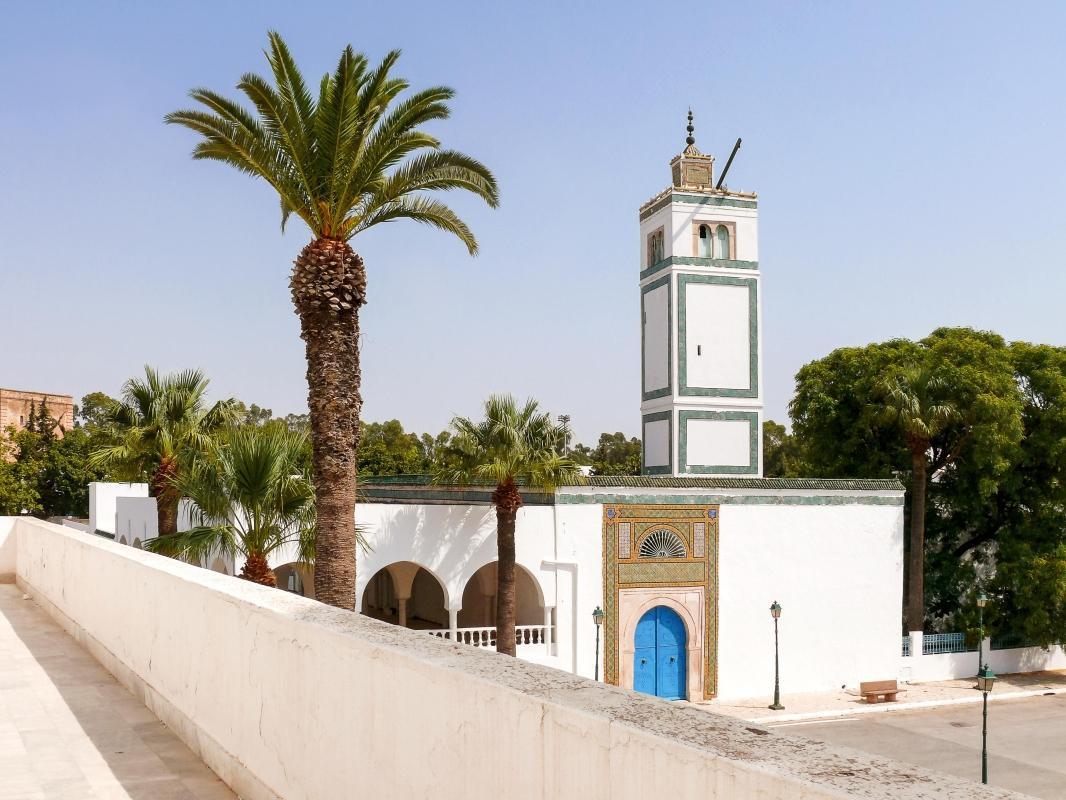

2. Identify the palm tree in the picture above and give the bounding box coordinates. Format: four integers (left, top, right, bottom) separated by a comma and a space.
435, 396, 578, 656
90, 367, 237, 537
145, 424, 314, 586
880, 365, 961, 632
166, 32, 498, 609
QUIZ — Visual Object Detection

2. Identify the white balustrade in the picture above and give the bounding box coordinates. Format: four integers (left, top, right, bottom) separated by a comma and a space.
426, 625, 552, 649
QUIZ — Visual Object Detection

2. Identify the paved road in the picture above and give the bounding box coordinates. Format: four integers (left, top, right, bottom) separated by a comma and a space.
769, 694, 1066, 799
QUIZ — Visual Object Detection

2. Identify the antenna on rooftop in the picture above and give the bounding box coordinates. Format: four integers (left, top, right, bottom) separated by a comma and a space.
715, 137, 742, 189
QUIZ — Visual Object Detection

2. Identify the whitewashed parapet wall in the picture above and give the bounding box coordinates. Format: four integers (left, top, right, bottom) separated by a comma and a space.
5, 518, 1024, 800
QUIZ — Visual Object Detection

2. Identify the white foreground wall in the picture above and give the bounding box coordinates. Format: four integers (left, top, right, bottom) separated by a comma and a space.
4, 517, 1018, 800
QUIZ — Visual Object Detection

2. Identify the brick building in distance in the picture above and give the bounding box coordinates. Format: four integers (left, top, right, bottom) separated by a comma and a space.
0, 387, 75, 437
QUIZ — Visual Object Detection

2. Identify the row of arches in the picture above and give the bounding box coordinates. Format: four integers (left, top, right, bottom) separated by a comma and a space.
359, 560, 546, 631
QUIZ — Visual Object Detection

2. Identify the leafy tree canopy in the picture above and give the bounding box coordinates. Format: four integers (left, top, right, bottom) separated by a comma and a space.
570, 432, 641, 476
788, 327, 1066, 644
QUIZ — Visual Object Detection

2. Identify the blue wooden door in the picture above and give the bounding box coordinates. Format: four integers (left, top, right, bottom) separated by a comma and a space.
633, 606, 686, 700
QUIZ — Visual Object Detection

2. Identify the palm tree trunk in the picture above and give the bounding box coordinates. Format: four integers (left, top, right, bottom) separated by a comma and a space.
240, 552, 277, 587
291, 237, 366, 610
907, 447, 928, 632
492, 478, 522, 657
151, 458, 179, 537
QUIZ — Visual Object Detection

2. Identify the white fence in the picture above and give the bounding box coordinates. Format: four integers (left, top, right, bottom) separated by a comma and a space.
902, 631, 1066, 683
427, 624, 552, 653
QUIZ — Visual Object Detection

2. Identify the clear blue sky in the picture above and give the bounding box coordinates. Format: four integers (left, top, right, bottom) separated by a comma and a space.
2, 2, 1064, 444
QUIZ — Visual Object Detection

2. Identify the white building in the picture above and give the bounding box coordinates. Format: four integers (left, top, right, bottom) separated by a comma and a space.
99, 116, 908, 702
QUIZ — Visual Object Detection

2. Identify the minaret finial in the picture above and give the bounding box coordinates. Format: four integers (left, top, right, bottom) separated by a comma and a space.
685, 108, 695, 147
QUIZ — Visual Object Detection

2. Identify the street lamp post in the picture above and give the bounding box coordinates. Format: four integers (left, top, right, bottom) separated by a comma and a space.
976, 664, 996, 784
976, 591, 988, 680
592, 606, 604, 681
769, 601, 784, 711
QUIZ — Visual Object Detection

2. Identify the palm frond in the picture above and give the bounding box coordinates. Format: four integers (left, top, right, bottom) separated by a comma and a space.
167, 34, 496, 248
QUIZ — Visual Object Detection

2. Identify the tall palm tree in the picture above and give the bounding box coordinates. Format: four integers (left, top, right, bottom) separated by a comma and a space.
435, 396, 578, 656
90, 367, 237, 537
880, 365, 961, 632
145, 424, 315, 586
166, 32, 498, 609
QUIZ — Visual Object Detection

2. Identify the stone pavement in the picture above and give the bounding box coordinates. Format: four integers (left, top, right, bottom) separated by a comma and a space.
698, 670, 1066, 724
774, 694, 1066, 799
0, 583, 235, 799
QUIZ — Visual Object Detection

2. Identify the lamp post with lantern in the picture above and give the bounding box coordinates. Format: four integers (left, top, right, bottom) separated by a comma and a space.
769, 601, 784, 711
976, 664, 996, 784
592, 606, 604, 681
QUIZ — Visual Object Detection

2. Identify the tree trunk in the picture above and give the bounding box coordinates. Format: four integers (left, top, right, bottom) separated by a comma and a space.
240, 552, 277, 587
492, 478, 523, 657
291, 237, 366, 610
151, 457, 179, 537
907, 447, 928, 632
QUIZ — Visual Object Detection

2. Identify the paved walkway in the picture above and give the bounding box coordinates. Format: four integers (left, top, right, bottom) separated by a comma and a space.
772, 694, 1066, 799
700, 670, 1066, 723
0, 583, 235, 799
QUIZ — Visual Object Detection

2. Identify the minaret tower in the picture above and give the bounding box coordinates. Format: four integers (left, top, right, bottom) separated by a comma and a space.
639, 111, 762, 477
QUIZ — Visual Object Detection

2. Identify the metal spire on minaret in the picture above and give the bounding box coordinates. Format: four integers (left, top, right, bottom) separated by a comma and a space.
686, 108, 695, 147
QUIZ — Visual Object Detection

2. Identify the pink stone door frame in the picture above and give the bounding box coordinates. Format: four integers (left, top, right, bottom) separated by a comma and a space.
618, 587, 705, 701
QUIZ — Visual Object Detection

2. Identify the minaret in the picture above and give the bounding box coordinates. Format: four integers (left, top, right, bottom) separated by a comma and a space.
638, 111, 762, 477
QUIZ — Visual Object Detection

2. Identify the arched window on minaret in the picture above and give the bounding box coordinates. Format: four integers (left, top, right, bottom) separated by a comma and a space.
716, 225, 731, 260
698, 225, 713, 258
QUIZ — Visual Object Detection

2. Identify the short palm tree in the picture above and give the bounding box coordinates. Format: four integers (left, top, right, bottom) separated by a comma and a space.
166, 32, 498, 609
435, 396, 578, 656
880, 365, 961, 632
90, 367, 237, 537
145, 424, 315, 587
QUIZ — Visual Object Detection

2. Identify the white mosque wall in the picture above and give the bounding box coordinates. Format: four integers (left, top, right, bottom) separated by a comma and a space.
715, 501, 905, 700
357, 494, 905, 701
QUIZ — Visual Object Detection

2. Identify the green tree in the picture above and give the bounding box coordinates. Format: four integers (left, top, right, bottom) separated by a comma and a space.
76, 391, 119, 430
232, 402, 274, 427
435, 396, 578, 655
928, 342, 1066, 645
571, 432, 641, 476
90, 367, 238, 537
167, 32, 498, 609
762, 420, 806, 478
145, 425, 315, 586
0, 428, 42, 516
790, 328, 1023, 632
358, 420, 428, 476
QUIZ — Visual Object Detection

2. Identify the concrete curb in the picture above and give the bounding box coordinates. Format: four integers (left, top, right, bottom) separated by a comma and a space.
744, 687, 1066, 725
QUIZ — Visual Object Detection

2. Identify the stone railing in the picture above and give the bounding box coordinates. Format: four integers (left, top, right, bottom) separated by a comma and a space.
1, 518, 1024, 800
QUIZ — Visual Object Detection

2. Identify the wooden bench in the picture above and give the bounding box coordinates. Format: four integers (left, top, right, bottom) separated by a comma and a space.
859, 680, 900, 703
